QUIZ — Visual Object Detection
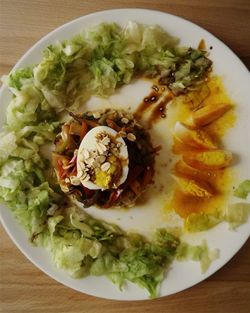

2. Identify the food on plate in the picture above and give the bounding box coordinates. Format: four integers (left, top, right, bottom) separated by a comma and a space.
174, 121, 217, 150
0, 20, 249, 299
182, 150, 232, 170
233, 180, 250, 199
172, 174, 214, 198
184, 103, 232, 128
52, 109, 156, 208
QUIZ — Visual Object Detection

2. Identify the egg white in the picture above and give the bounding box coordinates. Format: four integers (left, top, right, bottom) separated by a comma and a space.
77, 126, 129, 190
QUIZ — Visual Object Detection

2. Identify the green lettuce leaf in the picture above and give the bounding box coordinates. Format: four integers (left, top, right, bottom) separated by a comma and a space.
234, 180, 250, 199
8, 68, 33, 90
0, 158, 59, 237
224, 203, 250, 230
185, 212, 221, 232
176, 240, 219, 273
41, 207, 179, 298
0, 132, 17, 166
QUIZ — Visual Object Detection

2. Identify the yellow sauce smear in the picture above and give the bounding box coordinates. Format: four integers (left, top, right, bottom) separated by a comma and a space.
164, 76, 236, 219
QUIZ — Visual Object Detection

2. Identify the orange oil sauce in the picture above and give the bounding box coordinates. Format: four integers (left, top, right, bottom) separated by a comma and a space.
164, 76, 236, 218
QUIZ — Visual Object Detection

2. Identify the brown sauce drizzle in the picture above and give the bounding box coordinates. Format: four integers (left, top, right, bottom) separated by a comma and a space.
134, 91, 159, 120
148, 93, 173, 128
134, 83, 173, 128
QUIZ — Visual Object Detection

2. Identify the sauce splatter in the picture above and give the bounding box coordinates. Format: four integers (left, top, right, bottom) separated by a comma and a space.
134, 90, 159, 120
135, 85, 173, 127
148, 93, 173, 127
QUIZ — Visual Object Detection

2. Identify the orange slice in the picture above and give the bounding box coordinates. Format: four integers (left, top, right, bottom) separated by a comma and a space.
182, 150, 232, 170
174, 121, 217, 150
172, 175, 214, 198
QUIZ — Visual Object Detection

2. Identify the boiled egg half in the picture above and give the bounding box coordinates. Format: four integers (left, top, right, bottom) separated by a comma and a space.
77, 126, 129, 190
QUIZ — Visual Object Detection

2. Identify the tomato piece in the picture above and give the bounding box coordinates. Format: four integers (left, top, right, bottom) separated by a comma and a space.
80, 121, 88, 139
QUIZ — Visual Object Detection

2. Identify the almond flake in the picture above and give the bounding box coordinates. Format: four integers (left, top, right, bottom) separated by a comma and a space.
97, 143, 107, 154
96, 155, 106, 163
101, 136, 110, 145
127, 133, 136, 142
101, 162, 111, 172
93, 111, 101, 119
118, 131, 127, 138
61, 184, 70, 193
70, 176, 81, 186
121, 117, 129, 124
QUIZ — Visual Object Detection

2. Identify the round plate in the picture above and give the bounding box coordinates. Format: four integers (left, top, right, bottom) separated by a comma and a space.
0, 9, 250, 300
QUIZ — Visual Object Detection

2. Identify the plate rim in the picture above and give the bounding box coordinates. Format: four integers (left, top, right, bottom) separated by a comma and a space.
0, 8, 249, 300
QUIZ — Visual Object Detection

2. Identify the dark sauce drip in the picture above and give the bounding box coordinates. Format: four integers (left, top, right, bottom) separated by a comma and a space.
148, 93, 173, 127
134, 91, 158, 119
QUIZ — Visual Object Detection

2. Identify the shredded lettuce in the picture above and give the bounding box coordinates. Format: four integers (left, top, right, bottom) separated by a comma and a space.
234, 180, 250, 199
0, 158, 59, 236
185, 202, 250, 232
38, 207, 179, 298
176, 240, 219, 273
30, 21, 212, 109
185, 212, 221, 232
0, 132, 17, 166
224, 203, 250, 230
8, 68, 33, 90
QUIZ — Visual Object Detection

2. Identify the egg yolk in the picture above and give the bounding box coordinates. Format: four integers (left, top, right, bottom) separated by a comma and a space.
94, 155, 122, 189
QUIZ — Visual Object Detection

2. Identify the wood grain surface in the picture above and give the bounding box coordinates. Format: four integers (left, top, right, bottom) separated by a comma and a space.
0, 1, 250, 312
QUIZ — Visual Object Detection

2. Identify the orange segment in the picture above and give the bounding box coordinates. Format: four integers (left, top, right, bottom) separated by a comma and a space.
172, 175, 214, 198
182, 150, 232, 170
174, 121, 217, 150
192, 103, 232, 127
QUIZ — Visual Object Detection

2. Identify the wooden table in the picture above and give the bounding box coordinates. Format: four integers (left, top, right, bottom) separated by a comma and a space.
0, 1, 250, 312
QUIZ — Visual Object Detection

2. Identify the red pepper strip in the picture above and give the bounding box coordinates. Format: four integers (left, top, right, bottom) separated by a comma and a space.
80, 121, 88, 139
57, 159, 69, 179
141, 165, 154, 188
102, 189, 123, 208
70, 165, 77, 177
85, 119, 99, 128
69, 153, 77, 164
106, 119, 121, 132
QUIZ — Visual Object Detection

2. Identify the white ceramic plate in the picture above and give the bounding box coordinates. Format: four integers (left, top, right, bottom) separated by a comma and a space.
0, 9, 250, 300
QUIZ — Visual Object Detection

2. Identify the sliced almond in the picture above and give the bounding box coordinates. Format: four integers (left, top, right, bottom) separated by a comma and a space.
96, 143, 107, 154
121, 117, 129, 124
60, 184, 70, 193
118, 131, 127, 138
101, 162, 111, 172
127, 133, 136, 142
96, 155, 106, 164
93, 111, 101, 119
101, 136, 110, 146
70, 176, 81, 186
182, 150, 232, 170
